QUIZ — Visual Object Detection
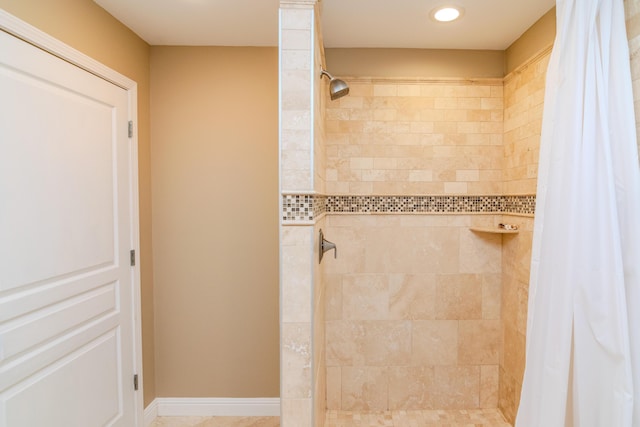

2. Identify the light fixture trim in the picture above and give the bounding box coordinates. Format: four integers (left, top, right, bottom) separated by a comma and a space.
430, 5, 464, 22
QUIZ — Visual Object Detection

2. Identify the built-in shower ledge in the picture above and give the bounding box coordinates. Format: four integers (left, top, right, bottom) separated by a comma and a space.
469, 226, 519, 234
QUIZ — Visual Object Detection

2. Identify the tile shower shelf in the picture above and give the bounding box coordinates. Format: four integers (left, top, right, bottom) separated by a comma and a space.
469, 227, 519, 234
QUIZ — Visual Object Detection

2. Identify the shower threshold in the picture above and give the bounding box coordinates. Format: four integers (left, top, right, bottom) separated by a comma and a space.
325, 408, 511, 427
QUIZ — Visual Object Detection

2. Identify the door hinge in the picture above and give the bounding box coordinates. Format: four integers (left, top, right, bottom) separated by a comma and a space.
128, 121, 133, 138
130, 249, 136, 266
133, 374, 139, 391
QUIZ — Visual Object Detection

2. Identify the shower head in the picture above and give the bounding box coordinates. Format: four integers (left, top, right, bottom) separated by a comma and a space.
320, 69, 349, 101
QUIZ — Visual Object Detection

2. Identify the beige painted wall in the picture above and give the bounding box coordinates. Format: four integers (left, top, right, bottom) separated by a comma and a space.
150, 46, 279, 397
325, 8, 555, 81
0, 0, 155, 406
505, 8, 556, 75
325, 48, 505, 78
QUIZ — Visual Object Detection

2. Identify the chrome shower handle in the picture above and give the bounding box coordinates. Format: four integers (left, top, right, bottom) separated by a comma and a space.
319, 229, 337, 263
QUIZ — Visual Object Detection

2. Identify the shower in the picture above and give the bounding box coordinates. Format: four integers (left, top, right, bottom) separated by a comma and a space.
321, 68, 349, 100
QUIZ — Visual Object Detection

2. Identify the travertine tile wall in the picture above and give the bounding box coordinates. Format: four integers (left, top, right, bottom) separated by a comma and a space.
324, 214, 503, 410
498, 215, 534, 424
322, 78, 507, 411
498, 13, 640, 420
502, 53, 549, 195
313, 9, 327, 427
314, 219, 327, 427
281, 4, 314, 194
324, 80, 504, 196
626, 0, 640, 154
497, 8, 640, 420
281, 224, 314, 426
287, 5, 640, 424
279, 2, 326, 427
498, 50, 549, 423
314, 10, 327, 195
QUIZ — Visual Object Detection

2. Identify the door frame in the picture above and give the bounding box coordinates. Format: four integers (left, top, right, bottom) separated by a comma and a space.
0, 9, 144, 424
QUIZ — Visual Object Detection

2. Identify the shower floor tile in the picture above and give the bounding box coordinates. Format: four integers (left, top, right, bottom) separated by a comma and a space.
325, 409, 511, 427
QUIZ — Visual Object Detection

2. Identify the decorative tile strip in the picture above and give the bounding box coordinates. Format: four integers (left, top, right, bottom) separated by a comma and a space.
282, 194, 315, 222
282, 194, 535, 222
502, 195, 536, 215
326, 195, 504, 214
314, 194, 327, 218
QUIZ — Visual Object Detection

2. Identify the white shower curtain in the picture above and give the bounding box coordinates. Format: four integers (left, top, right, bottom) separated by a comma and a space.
515, 0, 640, 426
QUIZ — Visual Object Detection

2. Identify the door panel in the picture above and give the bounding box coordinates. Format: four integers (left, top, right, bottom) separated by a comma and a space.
0, 281, 117, 361
0, 27, 136, 427
0, 42, 116, 292
4, 331, 121, 426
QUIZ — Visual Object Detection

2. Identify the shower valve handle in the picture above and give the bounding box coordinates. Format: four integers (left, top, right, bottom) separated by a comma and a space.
319, 229, 337, 263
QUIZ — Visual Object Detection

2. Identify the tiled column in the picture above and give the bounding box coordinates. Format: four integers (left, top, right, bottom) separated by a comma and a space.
279, 1, 324, 426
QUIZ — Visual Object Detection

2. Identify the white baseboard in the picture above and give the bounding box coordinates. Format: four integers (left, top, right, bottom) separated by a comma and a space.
143, 399, 159, 427
144, 397, 280, 425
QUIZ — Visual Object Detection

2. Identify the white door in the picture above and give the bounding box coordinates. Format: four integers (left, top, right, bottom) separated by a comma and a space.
0, 28, 138, 427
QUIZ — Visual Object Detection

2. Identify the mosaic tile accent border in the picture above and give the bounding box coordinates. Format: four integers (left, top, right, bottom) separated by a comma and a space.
314, 194, 327, 219
282, 194, 535, 222
282, 194, 317, 222
327, 195, 504, 214
502, 195, 536, 215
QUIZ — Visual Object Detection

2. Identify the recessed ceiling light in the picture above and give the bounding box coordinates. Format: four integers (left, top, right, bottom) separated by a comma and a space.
431, 6, 464, 22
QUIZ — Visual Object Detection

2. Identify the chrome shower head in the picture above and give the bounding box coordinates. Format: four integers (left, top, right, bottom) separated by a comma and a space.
321, 69, 349, 100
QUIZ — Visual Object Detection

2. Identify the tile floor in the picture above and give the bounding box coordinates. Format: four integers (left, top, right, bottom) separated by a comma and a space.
151, 409, 511, 427
149, 416, 279, 427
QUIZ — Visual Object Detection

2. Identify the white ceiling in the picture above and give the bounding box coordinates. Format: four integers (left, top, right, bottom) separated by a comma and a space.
94, 0, 555, 50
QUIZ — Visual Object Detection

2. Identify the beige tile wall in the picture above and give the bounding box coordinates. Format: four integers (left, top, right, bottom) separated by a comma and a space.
313, 8, 327, 427
280, 3, 323, 427
323, 214, 504, 410
626, 0, 640, 154
314, 219, 327, 427
281, 225, 313, 426
281, 6, 314, 193
314, 10, 327, 195
498, 6, 640, 421
498, 50, 549, 423
315, 5, 640, 421
498, 216, 534, 424
321, 75, 524, 413
324, 80, 504, 196
503, 53, 549, 195
280, 2, 329, 426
